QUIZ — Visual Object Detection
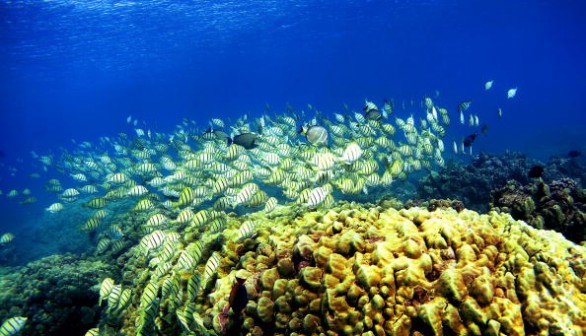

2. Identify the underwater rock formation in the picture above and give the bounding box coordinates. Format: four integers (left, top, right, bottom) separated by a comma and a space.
418, 152, 539, 212
404, 198, 466, 213
544, 154, 586, 187
0, 254, 118, 336
418, 152, 586, 213
492, 178, 586, 244
99, 202, 586, 335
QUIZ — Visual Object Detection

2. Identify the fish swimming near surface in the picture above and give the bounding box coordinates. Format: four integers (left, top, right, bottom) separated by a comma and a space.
528, 165, 544, 179
463, 133, 478, 148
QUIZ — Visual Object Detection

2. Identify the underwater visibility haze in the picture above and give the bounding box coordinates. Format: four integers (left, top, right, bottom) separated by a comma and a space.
1, 1, 586, 335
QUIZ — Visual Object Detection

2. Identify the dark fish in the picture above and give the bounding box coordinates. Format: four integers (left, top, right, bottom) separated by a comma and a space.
480, 124, 489, 135
528, 165, 544, 179
463, 133, 478, 147
229, 276, 248, 316
228, 133, 258, 149
364, 109, 382, 121
458, 101, 472, 113
568, 150, 581, 158
363, 101, 381, 121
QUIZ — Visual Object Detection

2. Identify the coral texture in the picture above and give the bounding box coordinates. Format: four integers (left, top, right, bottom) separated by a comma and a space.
0, 254, 118, 336
106, 202, 586, 335
492, 178, 586, 244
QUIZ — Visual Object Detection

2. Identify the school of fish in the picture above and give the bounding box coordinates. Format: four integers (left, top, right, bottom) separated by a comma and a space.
0, 83, 518, 333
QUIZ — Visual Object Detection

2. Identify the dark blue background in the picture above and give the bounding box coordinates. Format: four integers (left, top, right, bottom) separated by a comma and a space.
0, 0, 585, 237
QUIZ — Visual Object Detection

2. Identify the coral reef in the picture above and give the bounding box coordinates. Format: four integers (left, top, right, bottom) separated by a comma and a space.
0, 254, 118, 336
101, 202, 586, 335
492, 178, 586, 244
544, 154, 586, 187
418, 152, 540, 212
404, 198, 465, 212
418, 152, 586, 213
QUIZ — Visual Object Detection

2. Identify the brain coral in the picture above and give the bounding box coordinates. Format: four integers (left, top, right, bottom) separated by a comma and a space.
208, 203, 586, 336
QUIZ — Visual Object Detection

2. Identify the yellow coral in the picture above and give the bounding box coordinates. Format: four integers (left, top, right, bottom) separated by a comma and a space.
209, 204, 586, 335
109, 202, 586, 335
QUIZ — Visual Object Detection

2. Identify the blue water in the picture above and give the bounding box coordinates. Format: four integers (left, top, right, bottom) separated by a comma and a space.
1, 0, 585, 262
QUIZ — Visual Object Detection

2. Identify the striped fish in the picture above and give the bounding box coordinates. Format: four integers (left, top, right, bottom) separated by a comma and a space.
187, 242, 204, 266
235, 220, 258, 241
99, 278, 115, 305
107, 285, 122, 313
127, 185, 149, 197
139, 230, 166, 252
155, 241, 176, 265
306, 186, 328, 208
83, 197, 107, 209
175, 251, 196, 271
71, 173, 88, 182
176, 187, 195, 207
80, 216, 103, 232
160, 277, 175, 303
46, 202, 64, 213
207, 217, 227, 234
106, 172, 129, 184
187, 272, 201, 302
153, 262, 172, 280
139, 282, 159, 309
212, 177, 230, 195
145, 213, 168, 228
202, 252, 221, 289
95, 239, 110, 255
191, 210, 209, 228
84, 328, 99, 336
80, 185, 99, 194
115, 288, 131, 313
233, 183, 258, 207
133, 198, 154, 211
175, 208, 193, 224
0, 233, 15, 245
0, 316, 27, 336
341, 142, 363, 164
264, 197, 278, 213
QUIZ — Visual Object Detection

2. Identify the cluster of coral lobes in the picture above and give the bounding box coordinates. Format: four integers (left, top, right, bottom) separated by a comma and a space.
112, 203, 585, 336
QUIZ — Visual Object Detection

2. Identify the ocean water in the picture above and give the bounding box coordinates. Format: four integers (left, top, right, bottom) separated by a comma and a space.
1, 0, 585, 262
1, 1, 586, 334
